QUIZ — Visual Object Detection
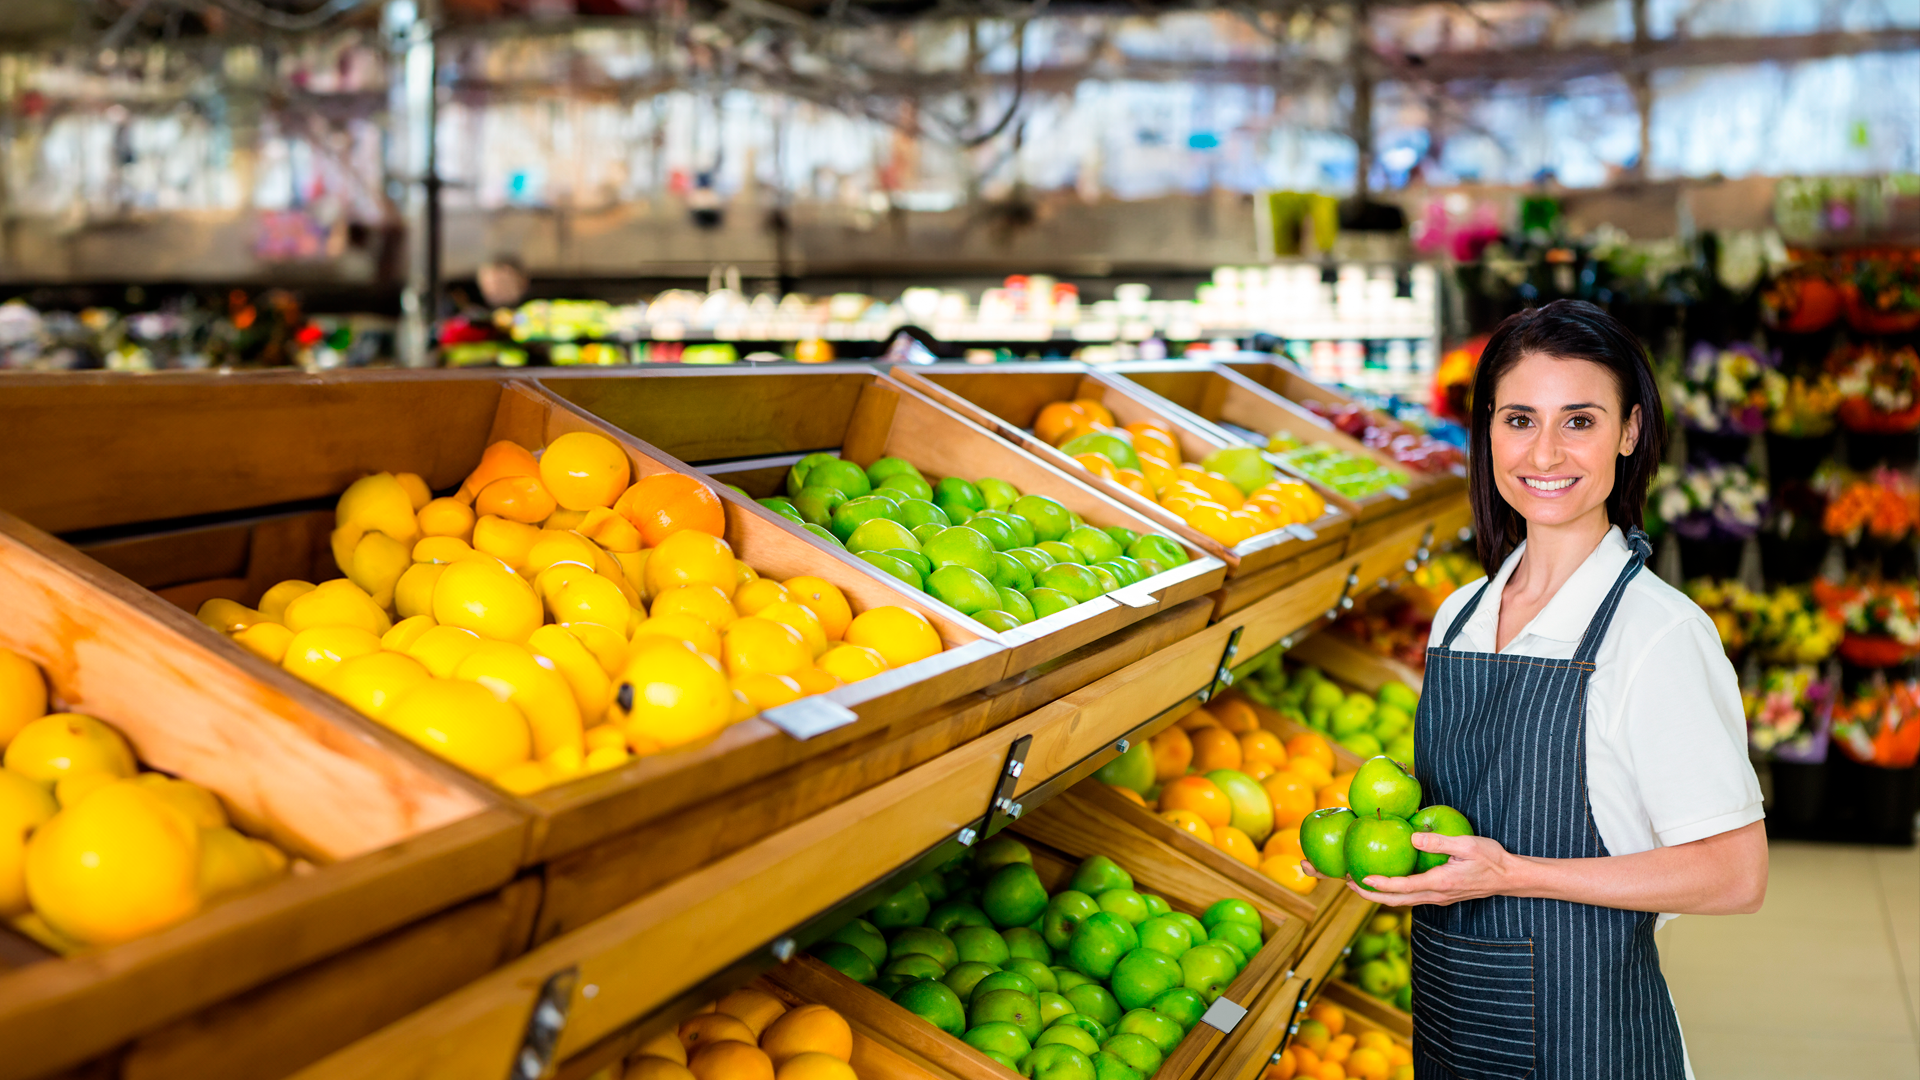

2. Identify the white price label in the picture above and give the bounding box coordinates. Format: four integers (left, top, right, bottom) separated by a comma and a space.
764, 697, 859, 740
1288, 523, 1319, 542
1199, 996, 1249, 1033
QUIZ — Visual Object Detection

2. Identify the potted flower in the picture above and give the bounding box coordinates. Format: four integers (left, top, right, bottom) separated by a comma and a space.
1844, 258, 1920, 335
1830, 342, 1920, 437
1748, 585, 1845, 664
1651, 461, 1768, 579
1746, 665, 1835, 761
1761, 263, 1845, 334
1760, 368, 1841, 483
1815, 579, 1920, 667
1673, 342, 1774, 462
1683, 579, 1758, 661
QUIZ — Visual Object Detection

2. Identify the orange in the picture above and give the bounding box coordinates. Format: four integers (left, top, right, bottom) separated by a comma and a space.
1294, 1019, 1331, 1053
782, 577, 852, 640
540, 431, 631, 511
579, 507, 644, 552
1327, 770, 1358, 797
790, 667, 842, 695
1213, 824, 1260, 867
1314, 782, 1351, 810
1139, 457, 1178, 495
817, 644, 888, 683
633, 613, 724, 659
475, 475, 558, 524
714, 987, 787, 1037
1188, 726, 1244, 772
1178, 706, 1220, 731
734, 579, 792, 616
612, 637, 734, 754
1074, 453, 1118, 481
1161, 808, 1214, 843
418, 497, 477, 541
732, 673, 803, 712
647, 531, 740, 599
653, 584, 739, 631
688, 1041, 775, 1080
844, 607, 941, 668
1324, 1034, 1355, 1063
758, 1004, 852, 1066
1035, 401, 1090, 445
1159, 775, 1231, 828
617, 473, 726, 546
1239, 729, 1288, 769
1385, 1045, 1412, 1068
627, 1059, 697, 1080
1259, 852, 1317, 896
1308, 1002, 1346, 1037
1110, 784, 1147, 807
1211, 697, 1261, 734
1355, 1033, 1392, 1054
459, 441, 541, 503
1291, 1047, 1321, 1075
1344, 1049, 1389, 1080
1150, 726, 1193, 782
1267, 1048, 1298, 1080
1264, 771, 1317, 829
1289, 757, 1334, 789
1114, 468, 1153, 498
1244, 759, 1277, 782
1285, 732, 1336, 774
723, 618, 811, 679
1190, 471, 1246, 509
1072, 399, 1115, 428
1185, 503, 1257, 546
680, 1013, 757, 1052
1124, 422, 1178, 459
1308, 1061, 1344, 1080
776, 1052, 856, 1080
758, 601, 829, 659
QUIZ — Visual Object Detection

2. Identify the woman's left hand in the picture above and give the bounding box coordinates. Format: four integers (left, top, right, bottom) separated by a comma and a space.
1349, 832, 1530, 907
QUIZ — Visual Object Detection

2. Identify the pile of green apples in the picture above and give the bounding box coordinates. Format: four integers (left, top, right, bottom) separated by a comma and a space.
810, 837, 1264, 1080
1330, 910, 1414, 1013
761, 455, 1190, 633
1237, 658, 1417, 764
1301, 756, 1473, 893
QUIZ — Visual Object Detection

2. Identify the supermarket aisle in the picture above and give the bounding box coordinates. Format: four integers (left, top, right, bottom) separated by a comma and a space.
1657, 840, 1920, 1079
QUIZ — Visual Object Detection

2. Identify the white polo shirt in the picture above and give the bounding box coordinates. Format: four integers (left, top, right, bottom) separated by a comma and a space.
1426, 526, 1765, 930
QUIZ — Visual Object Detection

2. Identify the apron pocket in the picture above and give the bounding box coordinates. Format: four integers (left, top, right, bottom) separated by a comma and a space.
1412, 923, 1537, 1080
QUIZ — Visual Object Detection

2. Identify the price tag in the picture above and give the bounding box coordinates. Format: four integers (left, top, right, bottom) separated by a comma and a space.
1288, 523, 1319, 542
1386, 484, 1411, 501
764, 697, 859, 740
1199, 996, 1249, 1033
1109, 586, 1160, 609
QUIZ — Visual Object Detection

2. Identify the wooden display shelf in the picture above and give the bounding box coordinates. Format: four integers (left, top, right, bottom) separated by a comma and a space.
286, 527, 1392, 1080
1285, 632, 1425, 696
881, 364, 1351, 591
768, 795, 1303, 1080
0, 512, 529, 1080
544, 369, 1225, 675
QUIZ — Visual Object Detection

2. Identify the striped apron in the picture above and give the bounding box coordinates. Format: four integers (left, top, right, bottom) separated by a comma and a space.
1410, 529, 1685, 1079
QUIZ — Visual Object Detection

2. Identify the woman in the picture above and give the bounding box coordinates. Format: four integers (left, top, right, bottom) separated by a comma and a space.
1311, 301, 1767, 1079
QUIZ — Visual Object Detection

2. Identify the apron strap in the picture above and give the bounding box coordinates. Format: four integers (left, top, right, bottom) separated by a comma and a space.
1438, 575, 1492, 650
1572, 527, 1654, 664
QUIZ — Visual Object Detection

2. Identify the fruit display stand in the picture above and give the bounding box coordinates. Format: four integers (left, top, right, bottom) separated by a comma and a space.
1203, 891, 1377, 1080
769, 801, 1302, 1080
882, 364, 1353, 593
541, 368, 1227, 674
0, 511, 530, 1080
1282, 634, 1424, 697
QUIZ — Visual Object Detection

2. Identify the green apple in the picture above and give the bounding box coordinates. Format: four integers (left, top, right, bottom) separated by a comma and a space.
1349, 755, 1421, 819
1036, 540, 1082, 565
894, 978, 967, 1035
1344, 812, 1418, 889
1208, 921, 1263, 960
791, 486, 848, 526
1148, 987, 1207, 1031
827, 917, 889, 966
869, 881, 930, 929
1007, 957, 1058, 994
813, 942, 878, 983
1135, 914, 1193, 957
894, 498, 951, 530
879, 473, 935, 503
1026, 588, 1078, 618
1090, 1051, 1143, 1080
892, 926, 959, 969
1064, 525, 1123, 564
830, 495, 896, 541
1008, 546, 1057, 574
975, 837, 1033, 878
928, 565, 1002, 616
1035, 1024, 1101, 1055
953, 925, 1012, 967
884, 954, 948, 981
1065, 982, 1121, 1027
978, 478, 1021, 511
1050, 1012, 1108, 1043
1022, 1043, 1096, 1080
1116, 1008, 1184, 1054
1036, 563, 1105, 602
758, 497, 805, 523
1098, 1033, 1162, 1076
1037, 991, 1075, 1026
934, 477, 987, 524
943, 960, 1002, 1001
1042, 890, 1101, 950
1011, 495, 1075, 543
1052, 967, 1094, 993
859, 551, 922, 590
786, 451, 840, 494
971, 988, 1043, 1042
1058, 430, 1140, 471
997, 588, 1037, 624
1004, 928, 1053, 965
965, 1021, 1033, 1060
1102, 526, 1140, 551
983, 863, 1050, 928
1126, 534, 1187, 569
1201, 899, 1260, 933
808, 458, 873, 499
1139, 894, 1171, 918
928, 900, 994, 933
923, 526, 998, 576
912, 522, 949, 546
1095, 889, 1149, 927
991, 552, 1036, 591
866, 456, 923, 486
1165, 912, 1206, 947
1178, 945, 1237, 1002
1300, 808, 1355, 879
1092, 744, 1154, 796
1408, 803, 1475, 873
1109, 949, 1182, 1010
1070, 855, 1134, 896
972, 969, 1038, 1002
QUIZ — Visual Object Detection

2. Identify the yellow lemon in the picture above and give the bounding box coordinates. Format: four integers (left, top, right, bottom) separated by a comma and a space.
584, 744, 629, 772
4, 713, 137, 786
526, 531, 604, 580
134, 774, 227, 828
843, 607, 941, 668
645, 530, 739, 599
562, 622, 630, 676
54, 770, 117, 809
323, 651, 433, 719
735, 560, 758, 586
196, 598, 268, 634
394, 472, 432, 510
432, 559, 542, 643
543, 509, 587, 531
381, 679, 532, 777
493, 761, 550, 795
346, 531, 413, 610
417, 496, 476, 541
527, 625, 613, 726
610, 637, 733, 754
541, 744, 585, 784
757, 602, 828, 659
282, 626, 383, 685
721, 618, 810, 679
412, 536, 476, 565
256, 580, 316, 623
381, 615, 437, 654
330, 472, 422, 568
0, 768, 57, 916
609, 549, 650, 599
577, 507, 642, 553
551, 574, 633, 632
731, 673, 802, 712
583, 724, 627, 753
471, 515, 543, 572
781, 577, 851, 640
651, 584, 737, 630
394, 562, 447, 621
233, 621, 295, 665
534, 560, 599, 604
816, 645, 888, 684
540, 431, 633, 511
405, 624, 485, 678
632, 613, 724, 659
0, 647, 49, 748
282, 579, 390, 636
25, 780, 201, 946
197, 825, 284, 901
790, 667, 841, 696
453, 641, 584, 758
733, 579, 791, 617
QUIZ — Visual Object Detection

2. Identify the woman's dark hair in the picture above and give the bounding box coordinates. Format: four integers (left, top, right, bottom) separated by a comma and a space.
1468, 299, 1667, 571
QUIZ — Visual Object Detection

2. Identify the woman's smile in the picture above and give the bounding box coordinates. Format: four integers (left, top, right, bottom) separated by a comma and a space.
1520, 475, 1580, 495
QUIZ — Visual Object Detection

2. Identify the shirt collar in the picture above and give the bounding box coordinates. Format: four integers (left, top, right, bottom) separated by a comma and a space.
1463, 526, 1632, 650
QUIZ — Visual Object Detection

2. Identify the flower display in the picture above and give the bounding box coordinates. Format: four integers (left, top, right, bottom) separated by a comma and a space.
1818, 467, 1920, 543
1845, 258, 1920, 334
1686, 581, 1843, 664
1760, 370, 1842, 437
1743, 665, 1834, 761
1760, 263, 1844, 333
1651, 462, 1767, 540
1814, 578, 1920, 666
1672, 342, 1772, 435
1828, 341, 1920, 433
1832, 675, 1920, 769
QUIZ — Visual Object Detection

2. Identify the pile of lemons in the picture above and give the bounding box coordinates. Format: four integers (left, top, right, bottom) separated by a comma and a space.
0, 647, 287, 950
197, 431, 946, 795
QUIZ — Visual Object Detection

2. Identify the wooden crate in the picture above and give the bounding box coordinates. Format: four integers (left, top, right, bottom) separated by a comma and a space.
1323, 978, 1413, 1041
769, 796, 1304, 1080
1285, 632, 1425, 696
1102, 363, 1462, 522
1203, 891, 1375, 1080
881, 364, 1351, 586
0, 512, 528, 1080
545, 369, 1225, 675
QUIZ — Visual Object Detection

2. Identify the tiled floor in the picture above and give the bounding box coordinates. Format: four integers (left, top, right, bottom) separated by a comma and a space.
1660, 840, 1920, 1079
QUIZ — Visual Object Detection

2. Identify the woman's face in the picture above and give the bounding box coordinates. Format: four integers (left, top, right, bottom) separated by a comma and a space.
1489, 351, 1641, 530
